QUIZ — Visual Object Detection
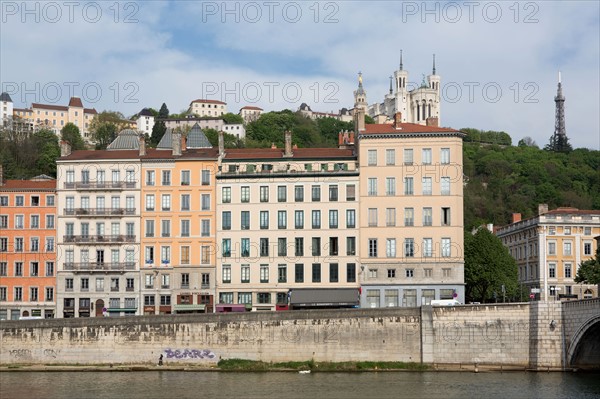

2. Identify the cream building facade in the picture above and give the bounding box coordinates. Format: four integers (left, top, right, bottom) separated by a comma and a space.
496, 206, 600, 301
188, 99, 227, 117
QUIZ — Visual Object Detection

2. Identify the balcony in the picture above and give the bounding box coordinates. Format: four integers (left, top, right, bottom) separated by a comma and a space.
63, 235, 136, 244
63, 262, 136, 272
64, 208, 136, 217
64, 181, 137, 190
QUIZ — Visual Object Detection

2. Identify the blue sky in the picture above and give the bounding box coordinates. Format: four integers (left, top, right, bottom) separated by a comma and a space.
1, 1, 599, 149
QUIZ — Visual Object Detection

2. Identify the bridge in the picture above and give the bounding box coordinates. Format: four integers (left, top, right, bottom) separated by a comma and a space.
562, 298, 600, 369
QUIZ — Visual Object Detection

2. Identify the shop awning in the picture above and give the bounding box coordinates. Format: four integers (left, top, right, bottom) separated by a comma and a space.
173, 304, 206, 312
289, 288, 360, 307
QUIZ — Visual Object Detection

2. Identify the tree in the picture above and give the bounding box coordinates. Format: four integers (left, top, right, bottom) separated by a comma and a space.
464, 228, 518, 303
204, 128, 240, 148
518, 136, 538, 148
575, 245, 600, 285
545, 133, 573, 153
92, 122, 118, 150
60, 123, 86, 150
158, 103, 169, 119
222, 113, 244, 124
33, 129, 60, 176
150, 103, 170, 146
365, 115, 375, 124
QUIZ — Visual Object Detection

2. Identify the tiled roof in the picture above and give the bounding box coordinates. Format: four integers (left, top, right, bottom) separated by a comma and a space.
138, 108, 154, 117
0, 180, 56, 190
84, 108, 98, 115
0, 92, 12, 102
240, 106, 263, 111
190, 99, 226, 105
363, 123, 460, 135
223, 147, 355, 160
59, 148, 218, 161
187, 123, 212, 148
107, 129, 140, 150
68, 97, 84, 108
546, 208, 600, 216
32, 103, 68, 111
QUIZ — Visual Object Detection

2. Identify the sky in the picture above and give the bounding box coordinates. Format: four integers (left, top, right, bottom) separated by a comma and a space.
1, 1, 599, 149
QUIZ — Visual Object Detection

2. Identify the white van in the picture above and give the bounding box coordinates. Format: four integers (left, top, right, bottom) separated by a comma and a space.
430, 299, 461, 306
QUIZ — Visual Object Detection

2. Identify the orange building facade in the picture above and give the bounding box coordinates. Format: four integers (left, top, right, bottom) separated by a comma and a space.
0, 176, 57, 320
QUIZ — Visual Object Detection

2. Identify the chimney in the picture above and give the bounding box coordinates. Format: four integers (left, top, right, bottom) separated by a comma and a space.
181, 135, 187, 152
284, 131, 292, 157
138, 134, 146, 157
426, 117, 439, 127
218, 131, 224, 156
538, 204, 549, 216
354, 107, 365, 133
60, 140, 71, 157
172, 131, 182, 156
271, 143, 277, 149
394, 112, 402, 129
292, 144, 298, 149
512, 213, 521, 223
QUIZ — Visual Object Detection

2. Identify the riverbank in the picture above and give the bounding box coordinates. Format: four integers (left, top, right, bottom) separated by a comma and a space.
0, 360, 570, 373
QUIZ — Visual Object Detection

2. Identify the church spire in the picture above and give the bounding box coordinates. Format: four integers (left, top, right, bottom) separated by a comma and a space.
399, 50, 403, 70
432, 54, 436, 75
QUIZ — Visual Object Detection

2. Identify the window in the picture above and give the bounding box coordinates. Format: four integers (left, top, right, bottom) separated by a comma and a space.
329, 185, 338, 201
312, 210, 321, 229
0, 262, 6, 276
238, 264, 250, 283
202, 170, 210, 185
386, 239, 396, 257
201, 246, 210, 264
180, 194, 190, 211
277, 186, 287, 202
329, 210, 338, 228
584, 242, 592, 256
15, 215, 24, 229
14, 287, 23, 301
405, 269, 414, 278
367, 289, 380, 308
584, 227, 592, 236
424, 269, 433, 278
295, 238, 304, 256
422, 177, 432, 195
423, 238, 433, 257
386, 177, 396, 196
222, 187, 231, 203
80, 277, 89, 291
368, 208, 377, 227
0, 196, 7, 206
260, 238, 269, 257
329, 237, 339, 256
260, 186, 269, 202
422, 148, 432, 165
346, 237, 356, 255
162, 170, 171, 185
368, 149, 377, 166
222, 265, 231, 283
564, 263, 572, 279
16, 196, 24, 206
564, 227, 571, 235
548, 242, 556, 255
404, 148, 413, 165
295, 210, 304, 229
257, 293, 271, 304
441, 148, 450, 164
45, 262, 54, 276
295, 186, 304, 202
423, 208, 433, 226
30, 237, 39, 252
180, 220, 190, 237
346, 184, 356, 201
312, 237, 321, 256
387, 269, 396, 278
0, 238, 6, 253
563, 242, 572, 256
386, 149, 395, 165
404, 208, 414, 226
441, 177, 451, 195
312, 263, 321, 283
278, 211, 287, 229
30, 215, 39, 228
260, 211, 269, 229
14, 237, 23, 252
241, 186, 250, 203
145, 195, 155, 211
0, 215, 7, 229
46, 287, 54, 302
368, 178, 377, 196
238, 292, 252, 304
404, 238, 414, 257
369, 239, 378, 257
312, 186, 321, 201
181, 170, 190, 185
442, 238, 451, 257
161, 246, 171, 264
201, 194, 210, 210
260, 265, 269, 283
241, 211, 250, 230
222, 239, 231, 257
442, 208, 451, 226
201, 220, 210, 237
404, 177, 414, 195
181, 273, 190, 289
222, 212, 231, 230
146, 170, 155, 186
278, 238, 287, 256
295, 264, 304, 283
347, 263, 356, 283
278, 264, 287, 283
219, 292, 233, 304
549, 263, 556, 278
347, 210, 356, 228
161, 220, 171, 237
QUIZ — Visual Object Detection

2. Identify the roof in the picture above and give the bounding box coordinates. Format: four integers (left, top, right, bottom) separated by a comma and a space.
84, 108, 97, 115
0, 92, 12, 102
157, 128, 174, 149
223, 147, 355, 160
138, 108, 154, 117
190, 99, 226, 105
68, 97, 84, 108
240, 106, 263, 111
59, 148, 219, 161
362, 122, 461, 135
32, 103, 68, 111
546, 208, 600, 216
107, 129, 140, 150
0, 180, 56, 191
186, 123, 212, 148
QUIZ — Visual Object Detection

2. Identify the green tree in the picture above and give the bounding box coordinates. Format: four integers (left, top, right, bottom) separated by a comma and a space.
92, 122, 118, 150
158, 103, 169, 118
575, 245, 600, 285
204, 128, 240, 148
464, 228, 518, 303
150, 103, 170, 146
33, 129, 60, 176
545, 134, 573, 153
222, 113, 244, 124
60, 123, 86, 150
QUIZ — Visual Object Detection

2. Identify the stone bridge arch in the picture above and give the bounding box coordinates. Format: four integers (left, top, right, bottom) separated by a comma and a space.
567, 314, 600, 369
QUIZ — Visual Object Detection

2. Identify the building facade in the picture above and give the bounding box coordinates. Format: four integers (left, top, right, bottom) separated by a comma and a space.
1, 92, 14, 128
239, 106, 263, 124
496, 206, 600, 301
215, 131, 361, 311
298, 103, 352, 123
135, 108, 155, 135
188, 99, 227, 117
0, 174, 57, 320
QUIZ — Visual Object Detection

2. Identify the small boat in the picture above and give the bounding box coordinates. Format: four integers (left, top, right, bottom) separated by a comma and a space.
298, 370, 311, 374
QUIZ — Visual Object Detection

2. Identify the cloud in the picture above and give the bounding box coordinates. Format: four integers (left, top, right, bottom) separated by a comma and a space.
1, 1, 598, 149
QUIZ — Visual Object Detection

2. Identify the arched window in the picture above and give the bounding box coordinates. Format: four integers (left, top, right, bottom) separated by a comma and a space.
416, 103, 420, 121
428, 103, 431, 118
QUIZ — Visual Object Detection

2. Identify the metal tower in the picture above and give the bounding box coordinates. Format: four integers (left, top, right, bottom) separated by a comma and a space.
554, 71, 566, 138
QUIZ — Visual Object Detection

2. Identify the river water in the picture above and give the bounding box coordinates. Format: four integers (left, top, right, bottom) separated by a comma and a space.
1, 371, 599, 399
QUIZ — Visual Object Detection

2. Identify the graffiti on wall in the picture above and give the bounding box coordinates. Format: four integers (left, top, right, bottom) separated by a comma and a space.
163, 349, 216, 360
